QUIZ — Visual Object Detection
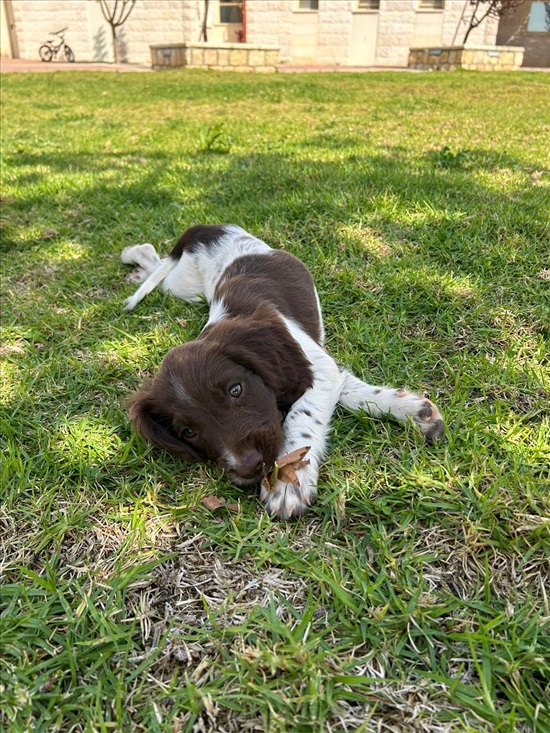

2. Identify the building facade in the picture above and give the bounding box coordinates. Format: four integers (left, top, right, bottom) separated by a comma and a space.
1, 0, 548, 68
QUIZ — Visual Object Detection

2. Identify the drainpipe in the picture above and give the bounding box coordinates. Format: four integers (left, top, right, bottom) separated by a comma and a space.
241, 0, 246, 42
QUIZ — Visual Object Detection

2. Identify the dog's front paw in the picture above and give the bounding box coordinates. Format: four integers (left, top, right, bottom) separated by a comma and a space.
126, 267, 148, 284
120, 243, 158, 266
260, 465, 317, 520
412, 398, 445, 443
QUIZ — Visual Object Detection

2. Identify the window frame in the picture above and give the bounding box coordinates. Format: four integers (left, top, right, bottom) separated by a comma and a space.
218, 0, 243, 24
354, 0, 380, 12
526, 2, 550, 32
295, 0, 320, 12
417, 0, 445, 11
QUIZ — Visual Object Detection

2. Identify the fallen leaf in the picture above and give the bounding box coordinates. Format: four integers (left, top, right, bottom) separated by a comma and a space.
201, 495, 226, 511
276, 446, 311, 468
200, 496, 240, 512
262, 446, 311, 493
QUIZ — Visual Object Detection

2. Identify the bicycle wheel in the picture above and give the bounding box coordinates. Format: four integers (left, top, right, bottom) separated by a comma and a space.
64, 45, 75, 63
39, 45, 53, 62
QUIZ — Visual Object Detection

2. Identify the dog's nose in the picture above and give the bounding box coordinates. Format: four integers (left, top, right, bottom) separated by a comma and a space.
235, 450, 264, 480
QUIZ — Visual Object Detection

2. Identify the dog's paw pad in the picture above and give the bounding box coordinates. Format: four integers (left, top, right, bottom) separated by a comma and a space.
414, 400, 445, 443
126, 267, 147, 284
261, 478, 317, 520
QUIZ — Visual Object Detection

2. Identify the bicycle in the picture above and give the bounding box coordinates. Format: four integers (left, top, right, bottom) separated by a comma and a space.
39, 27, 75, 63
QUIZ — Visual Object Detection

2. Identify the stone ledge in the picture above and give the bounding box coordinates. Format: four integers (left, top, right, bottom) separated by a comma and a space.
182, 41, 280, 51
151, 42, 280, 72
409, 44, 524, 71
410, 44, 524, 52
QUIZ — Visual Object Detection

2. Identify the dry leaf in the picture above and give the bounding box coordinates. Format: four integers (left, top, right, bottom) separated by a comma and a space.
201, 495, 226, 511
276, 446, 311, 468
262, 446, 311, 493
201, 496, 239, 512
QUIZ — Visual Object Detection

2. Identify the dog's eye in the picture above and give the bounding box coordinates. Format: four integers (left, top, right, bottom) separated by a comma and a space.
182, 428, 197, 439
228, 383, 242, 398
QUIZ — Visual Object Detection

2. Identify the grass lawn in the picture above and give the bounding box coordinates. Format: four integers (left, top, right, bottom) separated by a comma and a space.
1, 68, 549, 733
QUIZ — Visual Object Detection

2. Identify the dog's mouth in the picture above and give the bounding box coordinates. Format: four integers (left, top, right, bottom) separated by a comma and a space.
226, 470, 265, 489
221, 440, 279, 489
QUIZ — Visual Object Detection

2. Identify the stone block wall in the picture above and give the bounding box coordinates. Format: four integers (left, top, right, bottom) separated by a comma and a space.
9, 0, 89, 62
151, 42, 280, 72
113, 0, 197, 64
409, 45, 525, 71
317, 1, 353, 65
245, 0, 506, 68
4, 0, 532, 70
440, 1, 500, 46
245, 0, 293, 64
7, 0, 200, 64
375, 0, 418, 67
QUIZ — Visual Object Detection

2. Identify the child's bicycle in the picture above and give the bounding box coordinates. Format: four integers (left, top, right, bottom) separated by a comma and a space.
39, 27, 75, 63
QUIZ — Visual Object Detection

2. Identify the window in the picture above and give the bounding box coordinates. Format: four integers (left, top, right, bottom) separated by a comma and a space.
527, 2, 550, 32
298, 0, 319, 10
418, 0, 444, 9
357, 0, 380, 9
220, 0, 242, 24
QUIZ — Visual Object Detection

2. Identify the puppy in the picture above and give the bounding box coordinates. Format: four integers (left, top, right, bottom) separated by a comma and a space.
122, 225, 444, 519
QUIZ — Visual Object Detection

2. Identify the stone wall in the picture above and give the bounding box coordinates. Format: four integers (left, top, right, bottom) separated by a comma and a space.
151, 42, 280, 73
245, 0, 503, 68
317, 0, 353, 65
375, 0, 418, 67
9, 0, 89, 61
440, 1, 500, 46
409, 45, 525, 71
245, 0, 293, 64
3, 0, 531, 70
113, 0, 198, 64
6, 0, 201, 64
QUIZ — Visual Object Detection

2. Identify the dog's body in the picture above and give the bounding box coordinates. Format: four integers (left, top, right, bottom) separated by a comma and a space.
122, 225, 444, 519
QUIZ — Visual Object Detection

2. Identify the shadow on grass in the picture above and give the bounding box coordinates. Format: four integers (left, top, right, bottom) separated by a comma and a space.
2, 140, 548, 520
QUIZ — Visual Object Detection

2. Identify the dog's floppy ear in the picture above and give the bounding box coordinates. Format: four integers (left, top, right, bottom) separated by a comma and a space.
127, 388, 203, 461
220, 312, 314, 410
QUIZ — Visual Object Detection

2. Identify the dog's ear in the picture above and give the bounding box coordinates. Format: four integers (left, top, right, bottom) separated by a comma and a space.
127, 388, 203, 461
220, 313, 314, 410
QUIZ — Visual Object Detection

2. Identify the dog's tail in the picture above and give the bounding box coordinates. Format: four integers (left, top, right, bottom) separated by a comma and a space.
124, 256, 178, 311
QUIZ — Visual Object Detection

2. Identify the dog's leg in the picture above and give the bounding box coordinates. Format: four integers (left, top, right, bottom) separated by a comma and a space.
122, 242, 207, 311
339, 370, 444, 443
120, 244, 162, 284
261, 347, 345, 520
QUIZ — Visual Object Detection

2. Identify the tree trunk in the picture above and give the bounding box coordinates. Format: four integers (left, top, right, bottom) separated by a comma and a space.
463, 20, 477, 43
111, 23, 119, 64
201, 0, 209, 42
463, 0, 495, 45
463, 0, 481, 44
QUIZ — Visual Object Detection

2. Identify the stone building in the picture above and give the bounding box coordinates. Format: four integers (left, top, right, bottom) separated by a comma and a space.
1, 0, 549, 68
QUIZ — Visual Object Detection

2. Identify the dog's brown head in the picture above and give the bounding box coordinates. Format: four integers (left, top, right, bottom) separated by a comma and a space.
128, 312, 313, 487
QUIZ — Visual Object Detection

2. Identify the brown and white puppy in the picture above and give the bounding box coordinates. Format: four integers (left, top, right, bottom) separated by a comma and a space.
122, 225, 444, 519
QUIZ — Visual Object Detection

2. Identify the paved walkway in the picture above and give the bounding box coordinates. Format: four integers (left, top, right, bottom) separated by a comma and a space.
2, 57, 547, 74
0, 58, 151, 73
1, 58, 411, 74
278, 64, 415, 73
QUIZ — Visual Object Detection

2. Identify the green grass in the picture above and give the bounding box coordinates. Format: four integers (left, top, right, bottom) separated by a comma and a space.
1, 69, 549, 733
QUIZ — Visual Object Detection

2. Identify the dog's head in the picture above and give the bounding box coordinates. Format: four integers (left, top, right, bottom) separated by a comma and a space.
128, 313, 313, 487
